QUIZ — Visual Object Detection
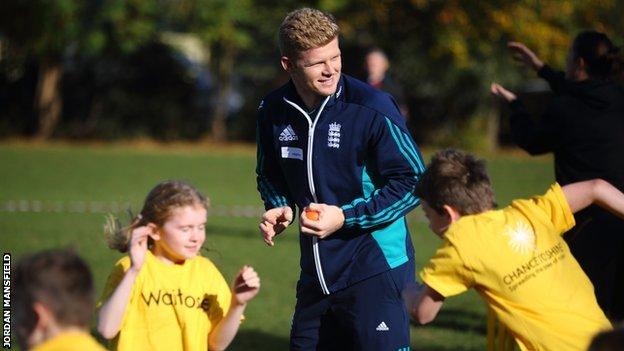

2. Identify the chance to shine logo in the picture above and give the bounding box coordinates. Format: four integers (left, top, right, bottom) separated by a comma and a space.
503, 220, 536, 255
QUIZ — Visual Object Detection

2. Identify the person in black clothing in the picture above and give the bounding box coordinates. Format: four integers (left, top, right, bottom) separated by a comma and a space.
589, 325, 624, 351
491, 30, 624, 322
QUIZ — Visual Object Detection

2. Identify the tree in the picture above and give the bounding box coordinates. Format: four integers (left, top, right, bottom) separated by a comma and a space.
346, 0, 622, 149
0, 0, 82, 139
164, 0, 254, 142
0, 0, 159, 139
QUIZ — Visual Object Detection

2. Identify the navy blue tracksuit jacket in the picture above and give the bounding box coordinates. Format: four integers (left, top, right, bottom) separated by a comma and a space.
256, 74, 425, 295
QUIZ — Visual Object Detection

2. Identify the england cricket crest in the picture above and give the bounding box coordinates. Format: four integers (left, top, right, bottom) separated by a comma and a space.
327, 122, 341, 148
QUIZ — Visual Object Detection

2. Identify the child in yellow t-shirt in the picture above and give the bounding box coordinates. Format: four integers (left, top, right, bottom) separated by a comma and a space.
13, 249, 106, 351
402, 149, 624, 351
97, 180, 260, 351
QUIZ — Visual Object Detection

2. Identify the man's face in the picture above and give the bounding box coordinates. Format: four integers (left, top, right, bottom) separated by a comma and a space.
422, 201, 450, 237
365, 51, 388, 78
282, 37, 342, 107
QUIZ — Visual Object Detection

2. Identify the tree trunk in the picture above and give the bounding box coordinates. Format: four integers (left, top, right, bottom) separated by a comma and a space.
210, 45, 235, 142
35, 59, 63, 139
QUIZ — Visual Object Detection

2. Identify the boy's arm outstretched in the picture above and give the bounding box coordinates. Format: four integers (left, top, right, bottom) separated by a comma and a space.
97, 225, 154, 339
562, 179, 624, 219
402, 283, 445, 325
208, 266, 260, 351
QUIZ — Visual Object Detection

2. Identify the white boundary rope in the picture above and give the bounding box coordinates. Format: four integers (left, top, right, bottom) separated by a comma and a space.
0, 200, 265, 218
0, 200, 426, 221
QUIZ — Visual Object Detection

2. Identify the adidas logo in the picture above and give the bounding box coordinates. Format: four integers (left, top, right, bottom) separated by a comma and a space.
375, 321, 389, 331
279, 125, 298, 142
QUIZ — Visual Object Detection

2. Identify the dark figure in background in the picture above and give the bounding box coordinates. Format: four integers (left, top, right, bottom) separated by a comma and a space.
365, 48, 408, 117
588, 326, 624, 351
491, 30, 624, 322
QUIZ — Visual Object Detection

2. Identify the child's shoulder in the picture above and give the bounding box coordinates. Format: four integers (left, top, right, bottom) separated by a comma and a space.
193, 254, 212, 264
190, 255, 220, 271
188, 255, 229, 285
507, 184, 569, 219
112, 255, 132, 270
443, 210, 507, 250
450, 210, 502, 233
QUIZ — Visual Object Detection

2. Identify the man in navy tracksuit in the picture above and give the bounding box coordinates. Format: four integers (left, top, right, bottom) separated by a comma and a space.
256, 8, 424, 350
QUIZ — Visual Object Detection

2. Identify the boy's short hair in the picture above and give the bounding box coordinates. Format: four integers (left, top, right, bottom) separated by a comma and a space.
416, 149, 495, 215
278, 7, 340, 59
14, 249, 94, 337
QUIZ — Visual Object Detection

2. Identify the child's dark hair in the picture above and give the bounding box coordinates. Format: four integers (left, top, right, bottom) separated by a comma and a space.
415, 149, 495, 215
14, 249, 94, 346
105, 180, 209, 252
572, 30, 623, 82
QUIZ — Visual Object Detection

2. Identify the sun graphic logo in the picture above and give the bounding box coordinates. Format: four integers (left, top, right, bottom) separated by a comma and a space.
503, 221, 536, 255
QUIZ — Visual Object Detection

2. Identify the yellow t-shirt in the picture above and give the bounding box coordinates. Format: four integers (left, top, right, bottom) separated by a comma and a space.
420, 183, 611, 351
32, 331, 106, 351
98, 251, 233, 351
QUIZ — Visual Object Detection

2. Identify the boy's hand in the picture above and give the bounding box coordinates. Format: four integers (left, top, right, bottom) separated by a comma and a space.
401, 283, 445, 324
491, 83, 517, 102
507, 42, 544, 71
401, 282, 425, 315
259, 206, 293, 246
300, 203, 345, 239
232, 265, 260, 305
128, 224, 156, 272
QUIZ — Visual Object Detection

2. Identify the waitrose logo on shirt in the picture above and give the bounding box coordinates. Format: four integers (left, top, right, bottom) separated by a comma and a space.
141, 289, 214, 311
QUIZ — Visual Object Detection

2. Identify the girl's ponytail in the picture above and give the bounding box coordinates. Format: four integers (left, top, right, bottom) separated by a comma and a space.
104, 212, 145, 253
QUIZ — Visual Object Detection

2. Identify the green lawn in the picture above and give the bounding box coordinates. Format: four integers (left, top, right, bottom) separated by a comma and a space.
0, 143, 554, 350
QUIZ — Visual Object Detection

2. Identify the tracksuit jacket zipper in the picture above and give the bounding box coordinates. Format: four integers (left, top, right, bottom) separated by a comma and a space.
283, 95, 332, 295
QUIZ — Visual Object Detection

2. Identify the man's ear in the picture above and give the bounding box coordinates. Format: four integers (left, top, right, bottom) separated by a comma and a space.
281, 56, 292, 72
442, 205, 461, 223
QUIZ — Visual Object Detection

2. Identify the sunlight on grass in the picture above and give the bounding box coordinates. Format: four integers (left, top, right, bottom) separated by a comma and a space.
0, 144, 553, 350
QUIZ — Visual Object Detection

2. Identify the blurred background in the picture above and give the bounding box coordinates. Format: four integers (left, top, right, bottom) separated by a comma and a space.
1, 0, 622, 149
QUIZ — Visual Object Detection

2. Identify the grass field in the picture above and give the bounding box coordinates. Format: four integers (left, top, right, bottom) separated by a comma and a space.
0, 143, 554, 350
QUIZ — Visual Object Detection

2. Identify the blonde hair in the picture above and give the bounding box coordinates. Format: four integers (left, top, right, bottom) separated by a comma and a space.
105, 180, 209, 252
279, 8, 340, 59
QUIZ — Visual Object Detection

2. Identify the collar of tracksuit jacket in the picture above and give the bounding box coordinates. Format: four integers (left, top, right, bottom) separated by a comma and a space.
282, 75, 345, 115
